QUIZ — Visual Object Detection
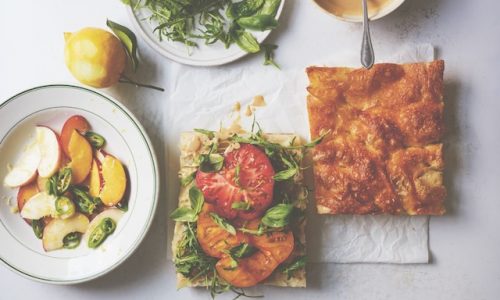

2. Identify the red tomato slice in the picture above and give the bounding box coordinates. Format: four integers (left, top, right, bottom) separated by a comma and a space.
195, 144, 275, 220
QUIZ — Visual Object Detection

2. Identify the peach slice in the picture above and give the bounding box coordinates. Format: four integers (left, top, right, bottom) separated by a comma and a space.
36, 175, 48, 192
3, 140, 41, 188
42, 213, 89, 251
98, 153, 127, 206
67, 129, 93, 184
36, 126, 61, 178
89, 159, 102, 198
17, 181, 39, 212
60, 115, 90, 157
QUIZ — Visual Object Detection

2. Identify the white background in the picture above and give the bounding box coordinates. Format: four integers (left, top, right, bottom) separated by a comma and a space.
1, 0, 499, 299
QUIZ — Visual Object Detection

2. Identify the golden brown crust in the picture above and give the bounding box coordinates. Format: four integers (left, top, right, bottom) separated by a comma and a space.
306, 60, 446, 215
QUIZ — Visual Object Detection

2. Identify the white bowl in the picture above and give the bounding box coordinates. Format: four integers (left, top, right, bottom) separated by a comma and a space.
0, 84, 159, 284
311, 0, 406, 22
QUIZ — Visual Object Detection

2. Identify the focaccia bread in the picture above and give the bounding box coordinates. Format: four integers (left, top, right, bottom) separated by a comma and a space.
173, 132, 307, 290
306, 60, 446, 215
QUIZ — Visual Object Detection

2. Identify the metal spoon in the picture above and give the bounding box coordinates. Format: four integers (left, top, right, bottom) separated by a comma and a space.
361, 0, 375, 69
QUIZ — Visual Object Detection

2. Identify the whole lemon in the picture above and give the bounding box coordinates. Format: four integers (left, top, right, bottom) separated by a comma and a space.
64, 28, 126, 88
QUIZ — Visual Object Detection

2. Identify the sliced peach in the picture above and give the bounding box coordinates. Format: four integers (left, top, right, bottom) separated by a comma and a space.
68, 130, 93, 184
36, 175, 48, 192
17, 181, 39, 212
99, 153, 127, 206
89, 159, 102, 197
60, 115, 90, 157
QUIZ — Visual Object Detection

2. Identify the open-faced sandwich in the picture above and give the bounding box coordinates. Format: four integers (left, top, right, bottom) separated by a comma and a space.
171, 123, 324, 296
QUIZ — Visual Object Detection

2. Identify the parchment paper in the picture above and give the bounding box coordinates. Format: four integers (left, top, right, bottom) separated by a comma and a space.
165, 44, 434, 264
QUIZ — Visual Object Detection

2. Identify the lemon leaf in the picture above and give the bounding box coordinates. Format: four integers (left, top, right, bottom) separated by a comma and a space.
106, 19, 139, 72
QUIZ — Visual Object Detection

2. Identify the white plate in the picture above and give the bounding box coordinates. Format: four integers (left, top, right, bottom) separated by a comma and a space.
0, 85, 159, 284
127, 1, 285, 66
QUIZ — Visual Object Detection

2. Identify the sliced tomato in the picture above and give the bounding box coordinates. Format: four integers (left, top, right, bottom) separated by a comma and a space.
195, 144, 275, 220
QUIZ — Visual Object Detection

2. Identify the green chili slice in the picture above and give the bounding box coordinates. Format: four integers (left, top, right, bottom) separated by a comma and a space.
63, 232, 82, 249
55, 196, 76, 219
72, 187, 97, 214
88, 217, 117, 249
85, 131, 106, 149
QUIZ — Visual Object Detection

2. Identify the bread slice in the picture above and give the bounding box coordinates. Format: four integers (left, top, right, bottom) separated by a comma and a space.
306, 61, 446, 215
172, 132, 307, 289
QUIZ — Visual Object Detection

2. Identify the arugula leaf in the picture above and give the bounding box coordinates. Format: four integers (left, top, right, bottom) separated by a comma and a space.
194, 128, 216, 139
231, 201, 251, 211
229, 243, 257, 259
281, 256, 306, 279
261, 203, 294, 228
210, 212, 236, 235
234, 163, 241, 187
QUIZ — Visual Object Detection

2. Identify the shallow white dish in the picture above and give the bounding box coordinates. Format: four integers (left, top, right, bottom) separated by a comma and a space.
127, 1, 284, 66
311, 0, 405, 22
0, 84, 159, 284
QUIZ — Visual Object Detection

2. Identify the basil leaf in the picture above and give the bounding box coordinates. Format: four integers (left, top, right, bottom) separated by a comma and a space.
234, 31, 260, 53
189, 186, 204, 214
237, 15, 278, 31
194, 128, 215, 139
273, 167, 298, 181
229, 243, 257, 259
259, 0, 282, 17
231, 201, 251, 211
107, 19, 139, 71
199, 153, 224, 173
281, 256, 306, 279
210, 212, 236, 235
181, 171, 196, 187
227, 0, 264, 19
261, 203, 294, 228
170, 207, 197, 222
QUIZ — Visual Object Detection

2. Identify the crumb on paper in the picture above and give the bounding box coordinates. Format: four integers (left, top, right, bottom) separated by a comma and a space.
10, 206, 18, 214
245, 105, 253, 117
6, 163, 13, 172
233, 102, 241, 112
112, 108, 117, 113
251, 95, 266, 107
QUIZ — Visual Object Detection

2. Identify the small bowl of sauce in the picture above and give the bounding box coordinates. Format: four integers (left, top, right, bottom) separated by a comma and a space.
312, 0, 405, 22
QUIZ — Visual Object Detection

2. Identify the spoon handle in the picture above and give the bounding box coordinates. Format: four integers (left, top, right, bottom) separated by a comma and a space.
361, 0, 375, 69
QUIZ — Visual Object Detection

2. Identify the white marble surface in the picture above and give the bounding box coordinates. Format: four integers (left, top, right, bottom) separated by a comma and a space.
1, 0, 499, 299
